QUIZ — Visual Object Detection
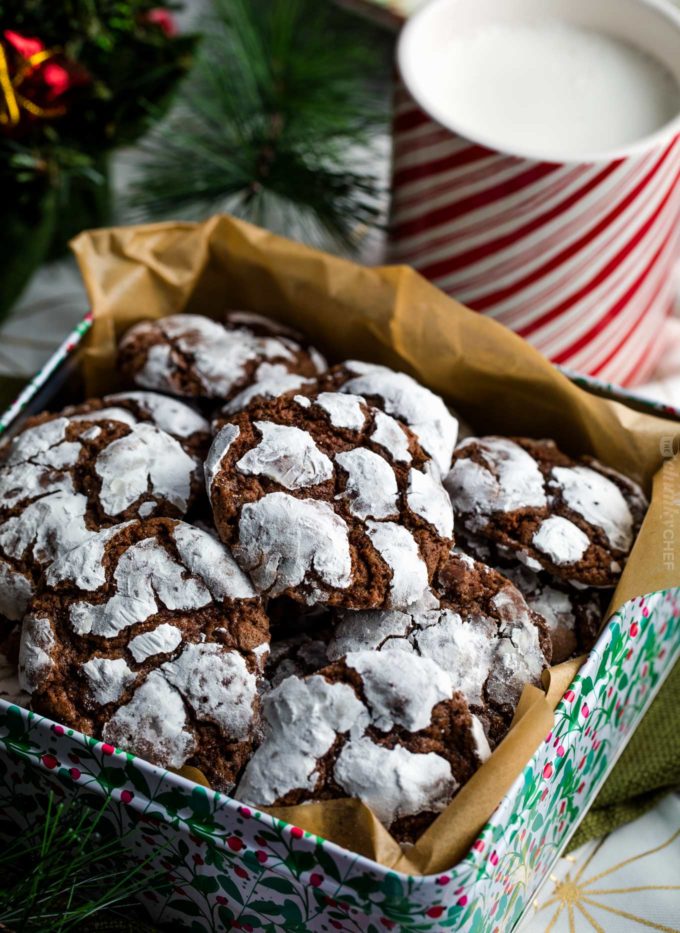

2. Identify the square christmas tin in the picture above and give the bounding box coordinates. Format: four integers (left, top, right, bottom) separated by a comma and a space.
1, 217, 678, 932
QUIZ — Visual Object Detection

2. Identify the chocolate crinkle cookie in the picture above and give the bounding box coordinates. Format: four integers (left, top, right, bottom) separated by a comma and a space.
457, 532, 605, 663
0, 416, 202, 631
224, 311, 327, 367
236, 649, 490, 842
214, 312, 328, 416
326, 550, 551, 746
18, 519, 270, 790
118, 313, 325, 403
445, 436, 647, 587
206, 391, 454, 610
26, 390, 212, 460
317, 360, 459, 475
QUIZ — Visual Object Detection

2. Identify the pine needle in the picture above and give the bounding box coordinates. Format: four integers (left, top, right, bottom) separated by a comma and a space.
129, 0, 391, 253
0, 793, 168, 932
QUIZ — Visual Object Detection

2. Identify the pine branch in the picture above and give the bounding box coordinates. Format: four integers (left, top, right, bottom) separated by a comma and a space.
0, 793, 167, 932
129, 0, 391, 253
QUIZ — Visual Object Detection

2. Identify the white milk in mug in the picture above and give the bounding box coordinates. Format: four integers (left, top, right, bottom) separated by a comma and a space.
421, 21, 680, 160
393, 0, 680, 385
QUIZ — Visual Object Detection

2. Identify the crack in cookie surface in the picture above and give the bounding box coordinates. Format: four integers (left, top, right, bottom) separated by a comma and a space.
18, 518, 269, 791
0, 416, 203, 633
445, 436, 647, 587
237, 649, 488, 842
207, 392, 454, 610
118, 313, 325, 402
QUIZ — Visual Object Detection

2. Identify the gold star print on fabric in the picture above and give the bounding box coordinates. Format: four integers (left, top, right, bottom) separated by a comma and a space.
522, 794, 680, 932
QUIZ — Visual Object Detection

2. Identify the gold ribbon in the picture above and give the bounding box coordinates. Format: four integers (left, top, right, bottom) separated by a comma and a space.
0, 41, 68, 127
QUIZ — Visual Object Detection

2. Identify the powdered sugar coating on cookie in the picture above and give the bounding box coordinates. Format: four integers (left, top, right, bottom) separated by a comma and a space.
328, 550, 551, 745
371, 410, 412, 463
334, 737, 457, 828
364, 521, 430, 609
162, 642, 258, 739
208, 392, 453, 611
0, 493, 89, 564
220, 364, 316, 417
532, 515, 589, 565
235, 493, 352, 600
205, 424, 240, 492
45, 519, 129, 591
485, 589, 547, 709
172, 522, 256, 601
18, 614, 55, 693
155, 314, 296, 396
118, 313, 324, 401
237, 674, 366, 801
407, 468, 454, 538
4, 418, 80, 473
0, 416, 202, 626
0, 493, 125, 623
445, 437, 546, 523
0, 418, 79, 509
332, 361, 459, 473
236, 422, 333, 490
83, 657, 136, 705
223, 310, 327, 374
139, 343, 174, 389
42, 390, 211, 456
314, 393, 366, 432
446, 436, 647, 587
101, 643, 261, 767
335, 449, 398, 520
128, 623, 183, 662
329, 608, 496, 708
456, 530, 605, 663
103, 671, 195, 768
95, 422, 196, 516
345, 650, 451, 731
328, 608, 412, 656
67, 537, 213, 637
550, 465, 635, 552
107, 391, 209, 439
0, 561, 33, 622
20, 519, 270, 791
236, 649, 485, 841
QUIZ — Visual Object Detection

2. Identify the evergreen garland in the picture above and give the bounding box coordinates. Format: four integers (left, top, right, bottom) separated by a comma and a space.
0, 1, 196, 320
131, 0, 391, 252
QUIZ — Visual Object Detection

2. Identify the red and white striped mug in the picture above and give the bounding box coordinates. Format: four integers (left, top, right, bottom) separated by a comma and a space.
391, 0, 680, 386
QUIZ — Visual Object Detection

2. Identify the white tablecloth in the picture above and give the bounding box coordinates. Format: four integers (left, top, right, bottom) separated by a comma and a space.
520, 794, 680, 932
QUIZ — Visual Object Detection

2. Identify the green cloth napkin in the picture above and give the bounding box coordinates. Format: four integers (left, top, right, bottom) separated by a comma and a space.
568, 659, 680, 851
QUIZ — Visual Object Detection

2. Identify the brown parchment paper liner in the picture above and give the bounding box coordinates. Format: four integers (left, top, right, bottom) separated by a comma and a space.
70, 215, 680, 875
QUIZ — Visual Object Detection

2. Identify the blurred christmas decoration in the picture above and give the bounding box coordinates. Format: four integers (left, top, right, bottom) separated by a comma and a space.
0, 30, 90, 135
0, 1, 196, 322
130, 0, 390, 253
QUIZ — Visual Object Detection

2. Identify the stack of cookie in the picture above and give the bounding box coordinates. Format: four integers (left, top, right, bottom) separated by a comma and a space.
6, 311, 647, 842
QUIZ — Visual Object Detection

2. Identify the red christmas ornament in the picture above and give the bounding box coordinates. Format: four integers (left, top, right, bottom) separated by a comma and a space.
4, 30, 44, 59
146, 8, 178, 37
0, 29, 89, 136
